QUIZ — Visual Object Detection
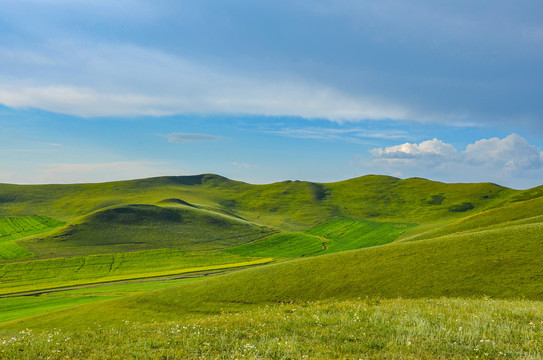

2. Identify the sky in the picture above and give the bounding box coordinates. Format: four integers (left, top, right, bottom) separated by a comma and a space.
0, 0, 542, 189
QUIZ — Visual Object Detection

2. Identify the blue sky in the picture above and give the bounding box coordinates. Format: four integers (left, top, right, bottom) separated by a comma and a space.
1, 1, 542, 188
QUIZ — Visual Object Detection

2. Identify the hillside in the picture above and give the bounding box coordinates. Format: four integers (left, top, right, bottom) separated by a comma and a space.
18, 203, 274, 258
1, 173, 542, 359
0, 174, 526, 232
3, 208, 541, 331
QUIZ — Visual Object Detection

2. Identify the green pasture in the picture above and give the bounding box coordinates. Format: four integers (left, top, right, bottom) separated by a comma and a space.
226, 233, 325, 258
0, 248, 271, 295
0, 296, 119, 323
0, 173, 543, 359
19, 204, 275, 259
228, 217, 416, 258
4, 215, 541, 331
0, 216, 64, 260
1, 298, 541, 359
0, 173, 529, 232
0, 277, 204, 324
307, 216, 416, 253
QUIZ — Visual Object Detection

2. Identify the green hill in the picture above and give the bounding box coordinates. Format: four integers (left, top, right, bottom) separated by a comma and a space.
0, 174, 525, 231
17, 204, 275, 259
4, 209, 541, 331
0, 216, 65, 260
1, 174, 543, 359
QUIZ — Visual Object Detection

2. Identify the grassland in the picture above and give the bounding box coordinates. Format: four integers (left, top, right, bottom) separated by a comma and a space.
0, 216, 64, 260
227, 233, 325, 258
1, 298, 541, 359
18, 204, 275, 259
227, 217, 416, 258
307, 217, 416, 253
0, 173, 542, 358
0, 277, 204, 324
0, 248, 271, 295
0, 174, 526, 231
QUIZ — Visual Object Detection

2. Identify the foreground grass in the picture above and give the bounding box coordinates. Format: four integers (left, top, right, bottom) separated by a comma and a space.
1, 298, 541, 359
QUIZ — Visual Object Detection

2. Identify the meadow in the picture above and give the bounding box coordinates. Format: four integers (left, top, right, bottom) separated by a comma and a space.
0, 216, 64, 260
0, 173, 542, 358
1, 298, 541, 359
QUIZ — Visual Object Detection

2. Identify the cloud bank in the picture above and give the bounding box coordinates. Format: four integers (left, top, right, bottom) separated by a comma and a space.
368, 134, 543, 188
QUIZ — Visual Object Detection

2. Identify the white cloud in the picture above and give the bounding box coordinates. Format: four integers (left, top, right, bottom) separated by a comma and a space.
0, 43, 424, 121
366, 134, 543, 189
464, 133, 543, 171
167, 133, 219, 143
266, 127, 409, 143
371, 138, 457, 159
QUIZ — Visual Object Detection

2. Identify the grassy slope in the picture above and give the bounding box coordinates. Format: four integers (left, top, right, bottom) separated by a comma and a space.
0, 216, 64, 260
1, 173, 542, 335
227, 217, 416, 258
0, 248, 271, 295
0, 174, 526, 232
402, 195, 543, 242
18, 204, 274, 259
307, 217, 416, 253
5, 215, 541, 331
2, 298, 542, 359
226, 233, 325, 258
0, 278, 203, 324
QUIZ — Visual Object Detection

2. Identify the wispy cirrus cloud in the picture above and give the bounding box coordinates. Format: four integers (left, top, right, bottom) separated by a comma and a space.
167, 133, 219, 143
266, 127, 410, 143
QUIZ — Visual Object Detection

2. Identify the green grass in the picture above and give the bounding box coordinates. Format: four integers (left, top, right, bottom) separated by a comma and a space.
0, 277, 205, 324
0, 216, 64, 260
1, 173, 543, 358
227, 217, 416, 258
0, 173, 530, 231
1, 298, 541, 359
0, 248, 271, 295
307, 216, 416, 253
403, 196, 543, 242
4, 216, 541, 331
226, 233, 325, 258
19, 204, 275, 258
0, 296, 119, 323
54, 277, 206, 296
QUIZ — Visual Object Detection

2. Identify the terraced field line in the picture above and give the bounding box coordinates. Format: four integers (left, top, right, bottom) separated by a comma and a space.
0, 258, 274, 298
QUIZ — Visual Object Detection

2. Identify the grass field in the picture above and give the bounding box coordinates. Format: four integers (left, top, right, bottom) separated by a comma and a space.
1, 174, 542, 358
0, 248, 271, 295
307, 217, 416, 253
3, 212, 541, 332
19, 204, 275, 259
0, 174, 526, 231
0, 277, 204, 324
0, 216, 64, 260
227, 232, 325, 258
1, 298, 541, 359
227, 217, 416, 258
